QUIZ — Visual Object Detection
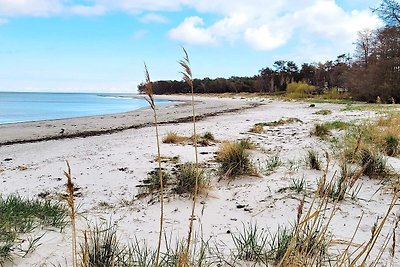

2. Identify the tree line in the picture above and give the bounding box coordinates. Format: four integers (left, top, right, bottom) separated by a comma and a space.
138, 0, 400, 103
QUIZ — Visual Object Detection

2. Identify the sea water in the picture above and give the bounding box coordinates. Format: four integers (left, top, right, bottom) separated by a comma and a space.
0, 92, 165, 124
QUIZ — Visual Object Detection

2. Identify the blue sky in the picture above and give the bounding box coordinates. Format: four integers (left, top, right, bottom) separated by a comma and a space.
0, 0, 383, 93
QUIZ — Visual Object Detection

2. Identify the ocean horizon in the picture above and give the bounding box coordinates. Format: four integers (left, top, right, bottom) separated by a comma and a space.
0, 91, 165, 124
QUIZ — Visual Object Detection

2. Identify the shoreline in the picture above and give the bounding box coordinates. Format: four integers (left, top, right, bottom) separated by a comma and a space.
0, 94, 260, 146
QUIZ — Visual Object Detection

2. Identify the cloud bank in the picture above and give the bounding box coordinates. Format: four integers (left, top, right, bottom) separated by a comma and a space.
0, 0, 383, 52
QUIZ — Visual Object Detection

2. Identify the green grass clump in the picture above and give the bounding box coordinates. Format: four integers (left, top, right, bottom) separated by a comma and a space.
217, 141, 255, 178
312, 121, 353, 138
289, 177, 307, 194
144, 169, 171, 192
384, 134, 399, 156
174, 163, 208, 195
358, 149, 390, 179
263, 154, 282, 175
313, 109, 332, 115
80, 223, 214, 267
231, 223, 268, 263
342, 103, 398, 112
322, 120, 352, 130
305, 150, 321, 170
202, 131, 215, 141
268, 226, 293, 264
83, 223, 121, 267
312, 124, 330, 138
0, 194, 68, 265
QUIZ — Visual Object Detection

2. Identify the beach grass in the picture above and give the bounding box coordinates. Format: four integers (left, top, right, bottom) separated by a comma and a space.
174, 163, 208, 195
0, 194, 68, 265
216, 140, 256, 178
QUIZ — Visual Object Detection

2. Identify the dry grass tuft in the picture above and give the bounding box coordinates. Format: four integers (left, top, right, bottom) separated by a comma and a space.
313, 109, 332, 115
249, 124, 264, 133
162, 131, 187, 144
217, 140, 256, 179
256, 118, 302, 128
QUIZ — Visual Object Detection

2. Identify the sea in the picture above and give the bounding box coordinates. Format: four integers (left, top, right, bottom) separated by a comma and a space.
0, 92, 165, 124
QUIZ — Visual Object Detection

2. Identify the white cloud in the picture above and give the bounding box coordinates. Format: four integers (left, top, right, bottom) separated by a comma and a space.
0, 0, 106, 17
168, 16, 216, 45
244, 25, 291, 51
0, 0, 383, 52
0, 0, 64, 16
139, 13, 168, 24
168, 0, 382, 51
290, 0, 382, 42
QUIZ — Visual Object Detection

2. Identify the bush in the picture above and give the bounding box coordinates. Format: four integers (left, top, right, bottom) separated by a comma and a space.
321, 87, 350, 99
286, 82, 316, 98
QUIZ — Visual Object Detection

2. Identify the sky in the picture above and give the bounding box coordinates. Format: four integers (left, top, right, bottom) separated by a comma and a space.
0, 0, 384, 93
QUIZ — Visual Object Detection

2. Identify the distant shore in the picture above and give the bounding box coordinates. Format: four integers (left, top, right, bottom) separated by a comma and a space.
0, 94, 259, 145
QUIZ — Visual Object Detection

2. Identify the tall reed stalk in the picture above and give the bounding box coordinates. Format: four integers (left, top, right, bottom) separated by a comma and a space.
143, 63, 164, 266
64, 160, 77, 267
179, 47, 200, 264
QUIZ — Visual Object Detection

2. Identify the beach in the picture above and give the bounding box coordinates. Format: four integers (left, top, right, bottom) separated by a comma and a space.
1, 95, 399, 266
0, 95, 258, 145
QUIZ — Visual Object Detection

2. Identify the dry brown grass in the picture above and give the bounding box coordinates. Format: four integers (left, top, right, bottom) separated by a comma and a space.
249, 124, 264, 133
162, 131, 187, 144
144, 63, 164, 266
179, 47, 200, 265
64, 160, 77, 267
216, 140, 257, 178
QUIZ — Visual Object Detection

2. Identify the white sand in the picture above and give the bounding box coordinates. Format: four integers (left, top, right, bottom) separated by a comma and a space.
0, 95, 399, 266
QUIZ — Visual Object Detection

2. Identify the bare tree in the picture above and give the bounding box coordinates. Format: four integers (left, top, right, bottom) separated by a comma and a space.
373, 0, 400, 26
355, 29, 375, 68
